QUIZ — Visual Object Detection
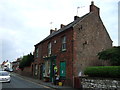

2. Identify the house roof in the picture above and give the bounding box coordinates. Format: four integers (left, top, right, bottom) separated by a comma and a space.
35, 12, 92, 46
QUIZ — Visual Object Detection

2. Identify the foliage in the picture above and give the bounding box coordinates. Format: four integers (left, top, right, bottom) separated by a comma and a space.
84, 66, 120, 78
19, 53, 34, 69
98, 46, 120, 66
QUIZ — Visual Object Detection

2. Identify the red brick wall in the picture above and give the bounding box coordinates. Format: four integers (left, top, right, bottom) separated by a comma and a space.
18, 66, 32, 77
35, 28, 74, 86
73, 13, 112, 77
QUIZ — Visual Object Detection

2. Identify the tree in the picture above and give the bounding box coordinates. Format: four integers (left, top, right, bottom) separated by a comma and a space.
98, 46, 120, 66
19, 53, 34, 69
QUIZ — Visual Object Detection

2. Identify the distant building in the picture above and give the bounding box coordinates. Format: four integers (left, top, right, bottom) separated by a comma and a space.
1, 60, 13, 71
12, 58, 21, 72
32, 2, 112, 87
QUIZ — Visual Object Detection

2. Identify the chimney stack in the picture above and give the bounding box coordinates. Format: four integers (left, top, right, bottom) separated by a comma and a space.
55, 28, 57, 31
50, 28, 57, 34
60, 24, 65, 28
90, 1, 100, 15
74, 16, 80, 20
50, 29, 55, 34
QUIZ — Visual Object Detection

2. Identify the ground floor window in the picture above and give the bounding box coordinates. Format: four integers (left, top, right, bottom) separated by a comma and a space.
35, 64, 38, 75
44, 60, 50, 77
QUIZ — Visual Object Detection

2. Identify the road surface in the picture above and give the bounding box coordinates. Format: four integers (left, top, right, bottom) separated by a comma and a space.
1, 73, 53, 90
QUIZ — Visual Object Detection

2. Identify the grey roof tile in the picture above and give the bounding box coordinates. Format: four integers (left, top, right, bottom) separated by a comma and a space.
35, 13, 91, 46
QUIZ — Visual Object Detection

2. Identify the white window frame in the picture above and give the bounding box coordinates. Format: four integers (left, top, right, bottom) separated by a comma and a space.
35, 64, 38, 75
62, 36, 66, 51
48, 42, 52, 56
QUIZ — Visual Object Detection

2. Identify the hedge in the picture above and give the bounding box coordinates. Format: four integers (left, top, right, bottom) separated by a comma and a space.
84, 66, 120, 78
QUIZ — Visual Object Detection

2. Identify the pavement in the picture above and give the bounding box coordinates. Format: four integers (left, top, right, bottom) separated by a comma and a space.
11, 72, 77, 90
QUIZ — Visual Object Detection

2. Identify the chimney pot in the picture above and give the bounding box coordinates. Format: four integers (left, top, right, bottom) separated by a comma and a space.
91, 1, 94, 5
55, 28, 57, 31
90, 1, 100, 15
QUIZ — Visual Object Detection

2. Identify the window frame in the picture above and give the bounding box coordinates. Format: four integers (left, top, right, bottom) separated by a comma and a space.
61, 36, 67, 51
36, 48, 39, 58
35, 64, 38, 75
48, 42, 52, 56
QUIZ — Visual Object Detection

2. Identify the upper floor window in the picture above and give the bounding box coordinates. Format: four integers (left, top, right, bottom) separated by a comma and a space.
36, 48, 39, 58
48, 42, 52, 56
62, 36, 66, 51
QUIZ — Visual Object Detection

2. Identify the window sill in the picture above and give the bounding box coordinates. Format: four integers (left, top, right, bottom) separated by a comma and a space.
61, 49, 66, 52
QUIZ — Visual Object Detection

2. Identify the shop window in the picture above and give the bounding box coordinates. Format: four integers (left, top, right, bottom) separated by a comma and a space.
35, 64, 38, 75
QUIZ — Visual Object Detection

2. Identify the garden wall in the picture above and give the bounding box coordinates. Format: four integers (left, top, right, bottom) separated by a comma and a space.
80, 77, 120, 89
15, 66, 32, 77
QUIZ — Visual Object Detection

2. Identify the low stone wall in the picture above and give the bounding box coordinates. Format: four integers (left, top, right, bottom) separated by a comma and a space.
80, 77, 120, 89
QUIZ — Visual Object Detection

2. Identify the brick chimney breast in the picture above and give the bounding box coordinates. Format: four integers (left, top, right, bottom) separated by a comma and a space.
90, 1, 100, 16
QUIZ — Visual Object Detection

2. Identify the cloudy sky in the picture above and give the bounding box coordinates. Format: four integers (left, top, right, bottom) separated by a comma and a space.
0, 0, 118, 63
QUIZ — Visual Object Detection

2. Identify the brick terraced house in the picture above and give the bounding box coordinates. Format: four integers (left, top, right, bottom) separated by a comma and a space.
32, 2, 112, 87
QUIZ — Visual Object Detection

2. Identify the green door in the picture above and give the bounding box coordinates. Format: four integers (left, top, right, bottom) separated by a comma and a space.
50, 59, 56, 82
60, 62, 66, 77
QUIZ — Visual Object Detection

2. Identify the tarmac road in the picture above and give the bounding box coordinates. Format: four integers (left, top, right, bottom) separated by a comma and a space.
1, 73, 53, 90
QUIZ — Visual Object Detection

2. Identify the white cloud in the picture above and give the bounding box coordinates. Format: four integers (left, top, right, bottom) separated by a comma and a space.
0, 0, 118, 63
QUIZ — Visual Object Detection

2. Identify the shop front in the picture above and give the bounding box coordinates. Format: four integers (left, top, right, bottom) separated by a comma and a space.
43, 55, 57, 82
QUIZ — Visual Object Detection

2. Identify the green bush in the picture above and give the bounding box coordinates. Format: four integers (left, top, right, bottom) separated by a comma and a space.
84, 66, 120, 78
19, 53, 34, 69
98, 46, 120, 66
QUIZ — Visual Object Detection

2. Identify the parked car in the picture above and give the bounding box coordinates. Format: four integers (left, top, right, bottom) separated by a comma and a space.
0, 71, 11, 83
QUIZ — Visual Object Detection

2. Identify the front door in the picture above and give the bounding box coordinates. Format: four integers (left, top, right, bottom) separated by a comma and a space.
60, 62, 66, 77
